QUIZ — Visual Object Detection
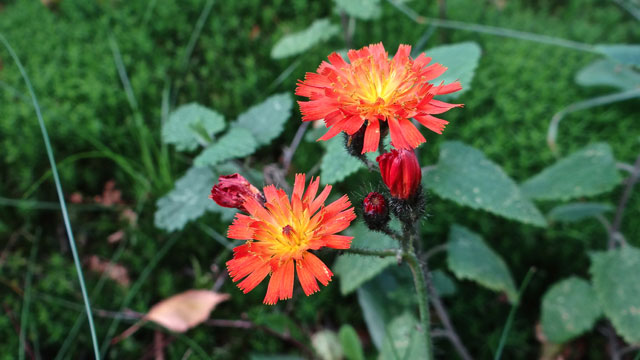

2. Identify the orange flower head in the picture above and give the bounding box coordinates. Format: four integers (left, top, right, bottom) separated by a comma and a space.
226, 174, 356, 305
296, 43, 463, 153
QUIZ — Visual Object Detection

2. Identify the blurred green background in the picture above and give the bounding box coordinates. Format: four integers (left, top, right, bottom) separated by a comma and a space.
1, 0, 638, 358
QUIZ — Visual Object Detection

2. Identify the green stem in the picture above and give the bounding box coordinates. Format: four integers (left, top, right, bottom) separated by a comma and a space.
404, 251, 434, 360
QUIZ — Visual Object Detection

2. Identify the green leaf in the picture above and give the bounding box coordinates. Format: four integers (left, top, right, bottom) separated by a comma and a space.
339, 325, 365, 360
334, 0, 381, 20
447, 224, 518, 302
234, 93, 293, 146
521, 143, 621, 201
250, 355, 304, 360
333, 222, 398, 295
271, 19, 340, 59
193, 127, 258, 167
425, 42, 482, 99
590, 246, 640, 344
431, 269, 457, 297
312, 330, 343, 360
379, 313, 428, 360
425, 141, 546, 227
162, 103, 225, 151
575, 59, 640, 91
541, 277, 602, 343
154, 166, 217, 232
596, 44, 640, 66
320, 136, 364, 184
547, 202, 613, 223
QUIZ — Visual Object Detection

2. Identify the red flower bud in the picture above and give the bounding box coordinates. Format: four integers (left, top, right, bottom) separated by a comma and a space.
210, 174, 264, 211
362, 192, 390, 231
376, 149, 422, 200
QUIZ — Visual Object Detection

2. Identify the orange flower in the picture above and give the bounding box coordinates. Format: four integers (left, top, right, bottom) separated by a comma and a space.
226, 174, 356, 305
296, 43, 463, 153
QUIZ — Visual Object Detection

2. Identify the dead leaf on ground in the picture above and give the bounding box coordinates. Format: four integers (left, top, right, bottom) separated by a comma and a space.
107, 230, 125, 244
86, 255, 131, 287
146, 290, 230, 332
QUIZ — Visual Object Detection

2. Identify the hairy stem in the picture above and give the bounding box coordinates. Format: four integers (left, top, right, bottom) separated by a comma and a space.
404, 251, 434, 360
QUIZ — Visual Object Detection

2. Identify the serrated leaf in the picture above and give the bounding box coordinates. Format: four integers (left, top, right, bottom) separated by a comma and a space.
312, 330, 343, 360
590, 246, 640, 344
425, 42, 482, 99
575, 59, 640, 91
541, 277, 601, 343
320, 136, 364, 184
334, 0, 381, 20
447, 225, 518, 302
334, 222, 398, 295
234, 93, 293, 146
547, 202, 613, 223
271, 19, 340, 59
431, 269, 457, 297
379, 313, 428, 360
154, 167, 218, 232
596, 44, 640, 66
425, 141, 546, 226
339, 325, 365, 360
521, 143, 621, 201
194, 127, 258, 167
162, 103, 225, 151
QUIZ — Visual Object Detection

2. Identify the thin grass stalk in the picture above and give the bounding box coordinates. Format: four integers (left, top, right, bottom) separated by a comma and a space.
494, 267, 536, 360
19, 241, 38, 360
0, 33, 101, 360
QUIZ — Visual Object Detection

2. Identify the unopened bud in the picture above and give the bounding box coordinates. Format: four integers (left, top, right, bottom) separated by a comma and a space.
362, 192, 390, 231
210, 173, 264, 212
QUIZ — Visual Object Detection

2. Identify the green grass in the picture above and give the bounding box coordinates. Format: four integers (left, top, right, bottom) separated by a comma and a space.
0, 0, 638, 358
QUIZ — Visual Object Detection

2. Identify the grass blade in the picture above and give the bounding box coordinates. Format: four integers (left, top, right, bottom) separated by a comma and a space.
19, 240, 38, 360
0, 33, 101, 360
494, 267, 536, 360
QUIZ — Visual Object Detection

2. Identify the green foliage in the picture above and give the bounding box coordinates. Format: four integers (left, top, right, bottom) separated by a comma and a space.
425, 42, 482, 99
320, 136, 364, 184
575, 59, 640, 90
154, 166, 217, 232
333, 222, 398, 294
379, 313, 428, 360
270, 19, 340, 59
541, 277, 601, 343
194, 127, 258, 167
425, 141, 546, 227
234, 93, 293, 146
431, 269, 458, 297
338, 324, 365, 360
312, 330, 343, 360
333, 0, 381, 20
447, 225, 518, 302
521, 143, 621, 201
590, 246, 640, 344
547, 202, 613, 223
162, 103, 225, 151
595, 44, 640, 65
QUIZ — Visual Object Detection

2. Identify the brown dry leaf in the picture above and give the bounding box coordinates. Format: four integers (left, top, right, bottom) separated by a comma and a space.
146, 290, 230, 333
107, 230, 125, 244
87, 255, 131, 287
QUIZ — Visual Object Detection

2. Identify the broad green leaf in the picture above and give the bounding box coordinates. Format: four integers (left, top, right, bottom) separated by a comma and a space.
312, 330, 343, 360
194, 127, 258, 167
339, 325, 365, 360
234, 93, 293, 146
521, 143, 621, 201
320, 136, 364, 184
596, 44, 640, 66
590, 246, 640, 344
333, 222, 398, 295
425, 42, 482, 99
575, 59, 640, 91
425, 141, 546, 227
162, 103, 225, 151
447, 225, 518, 302
431, 269, 457, 297
547, 202, 613, 223
154, 167, 217, 232
379, 313, 428, 360
334, 0, 381, 20
271, 19, 340, 59
541, 277, 601, 343
251, 311, 305, 344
